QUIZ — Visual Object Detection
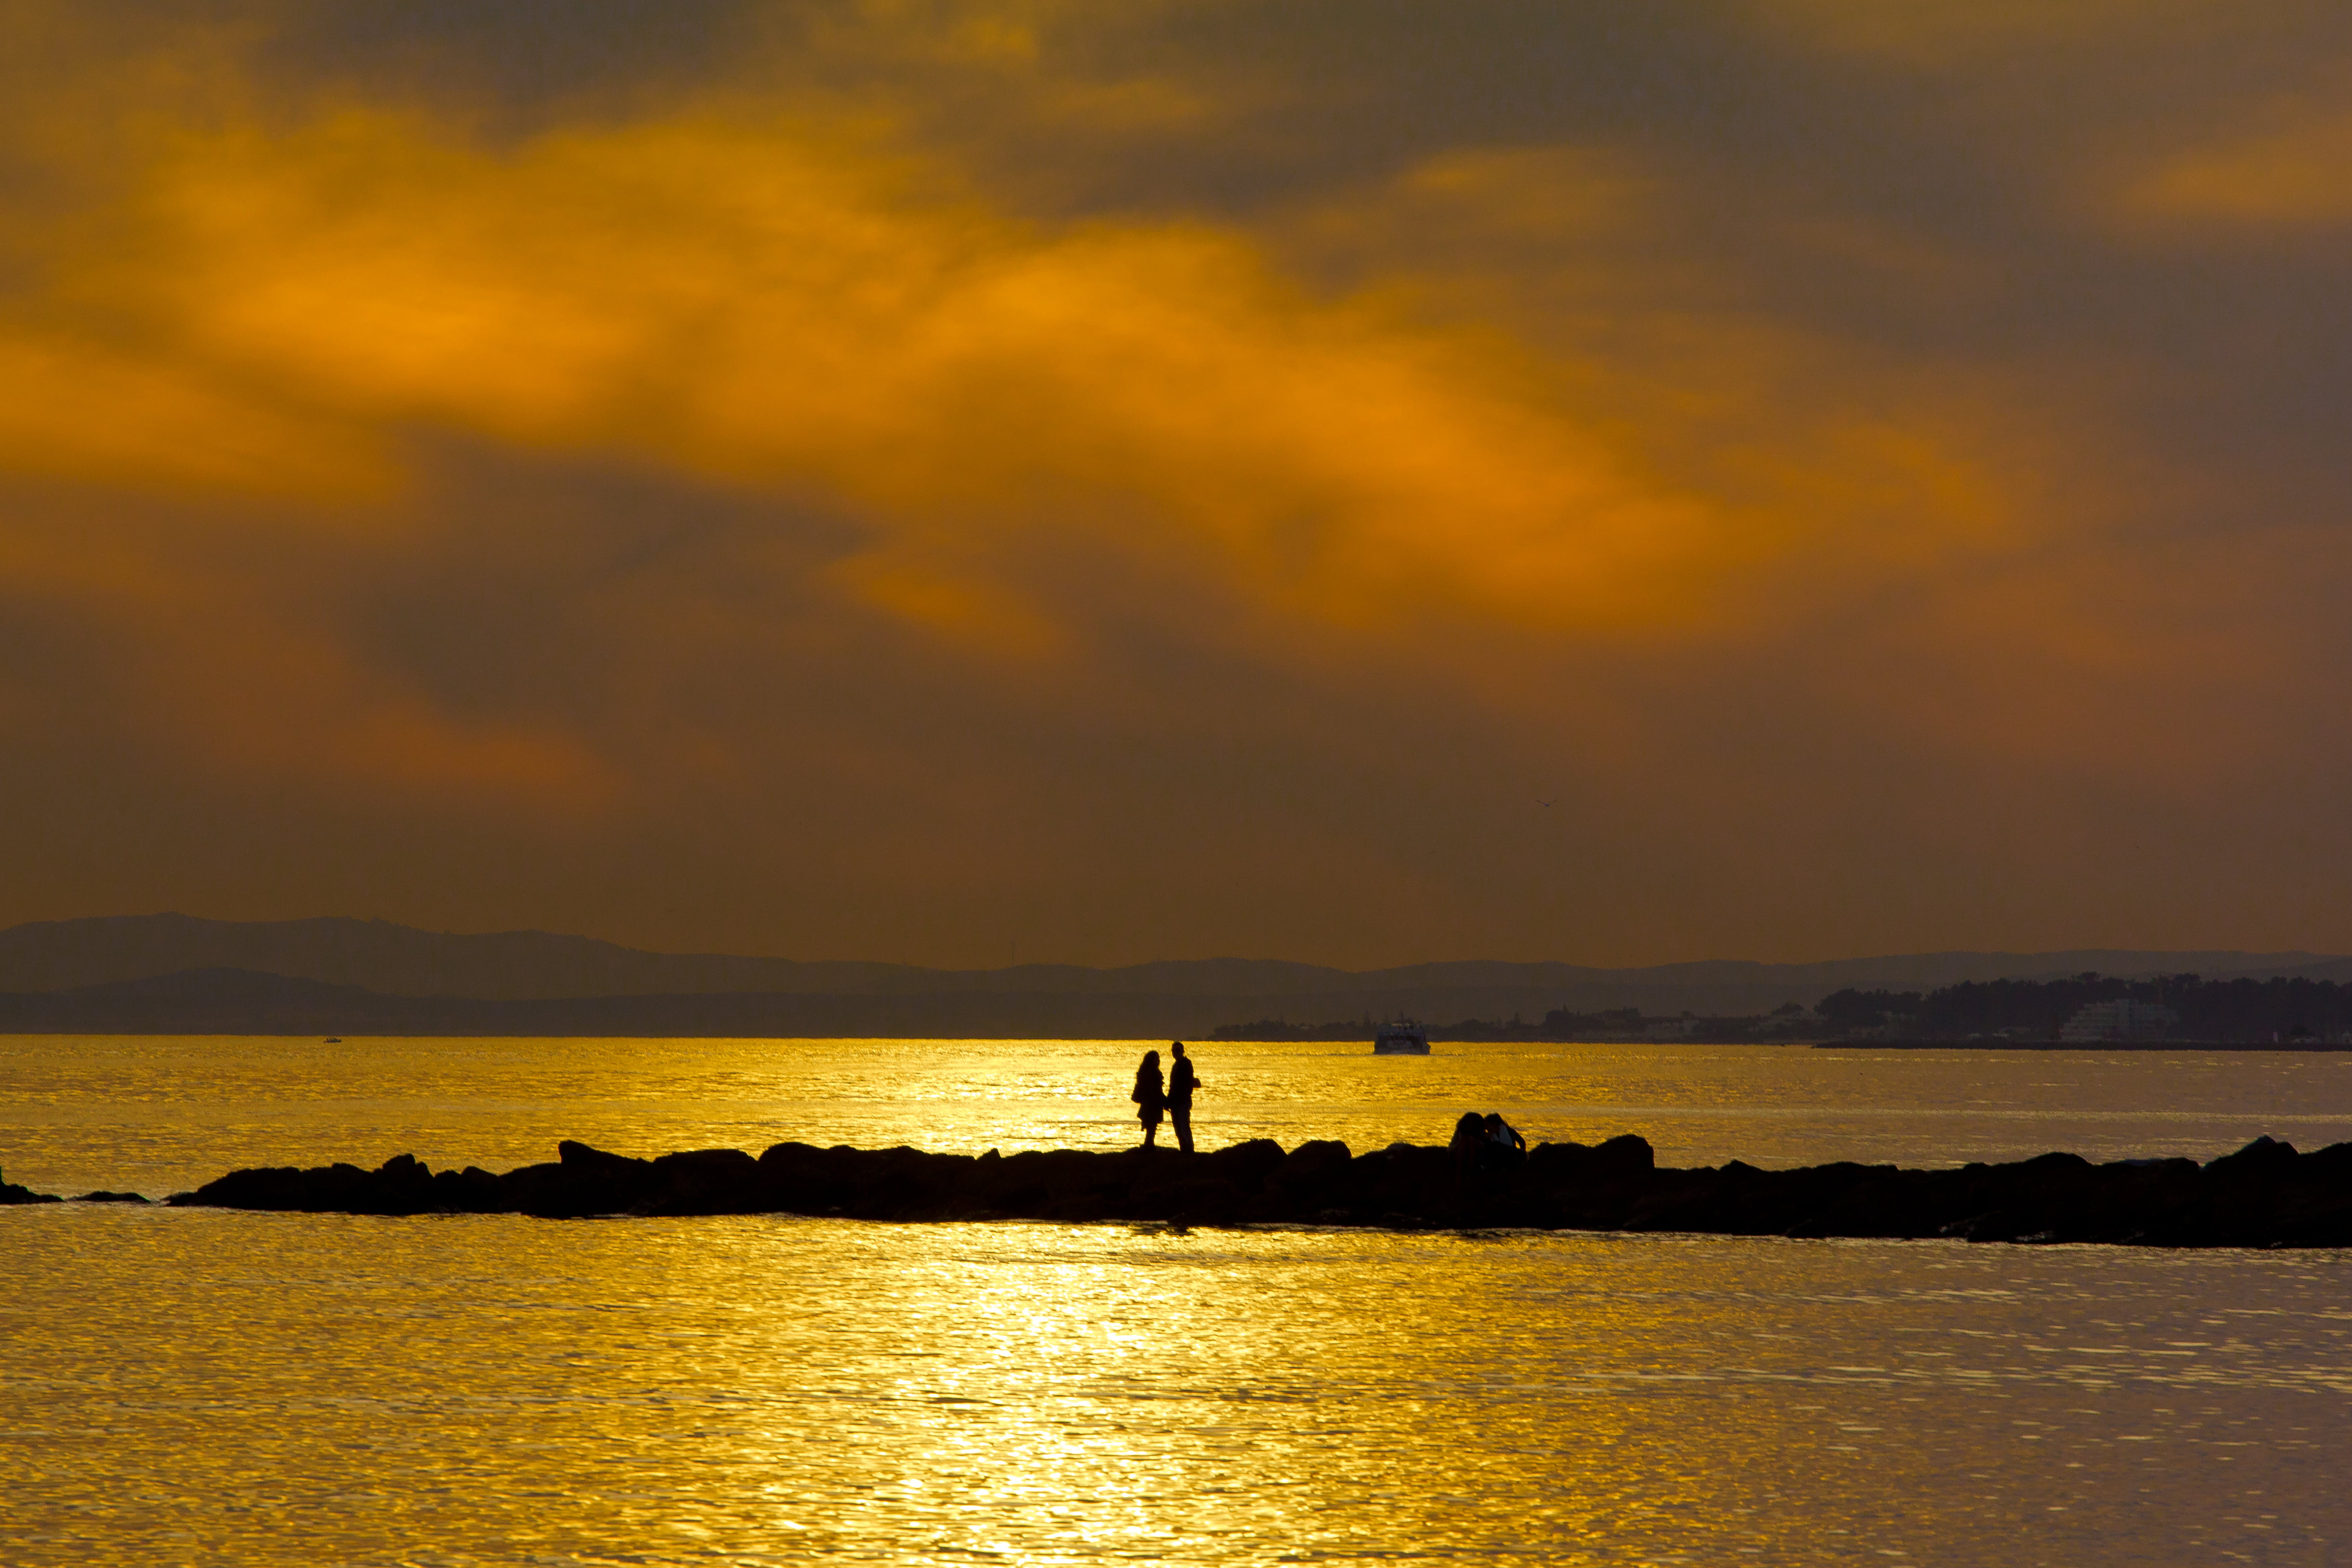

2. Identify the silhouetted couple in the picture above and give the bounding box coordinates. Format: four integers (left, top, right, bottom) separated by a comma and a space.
1451, 1110, 1525, 1177
1132, 1042, 1201, 1153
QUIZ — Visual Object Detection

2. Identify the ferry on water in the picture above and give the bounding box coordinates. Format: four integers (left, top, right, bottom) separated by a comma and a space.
1373, 1020, 1430, 1055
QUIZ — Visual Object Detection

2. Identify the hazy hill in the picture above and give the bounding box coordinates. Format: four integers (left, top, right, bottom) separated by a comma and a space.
0, 915, 2344, 1034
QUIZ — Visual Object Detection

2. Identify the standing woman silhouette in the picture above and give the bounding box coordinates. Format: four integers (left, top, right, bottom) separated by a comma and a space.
1132, 1049, 1166, 1149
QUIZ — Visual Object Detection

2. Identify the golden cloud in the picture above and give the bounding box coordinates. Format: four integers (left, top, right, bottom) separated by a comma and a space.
0, 6, 2172, 824
0, 334, 388, 500
2125, 100, 2352, 228
55, 106, 2023, 649
4, 2, 2344, 961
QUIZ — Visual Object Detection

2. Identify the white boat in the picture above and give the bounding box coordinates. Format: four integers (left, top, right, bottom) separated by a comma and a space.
1373, 1021, 1430, 1054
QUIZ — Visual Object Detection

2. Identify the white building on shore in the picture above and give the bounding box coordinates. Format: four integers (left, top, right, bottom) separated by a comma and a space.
2059, 999, 2180, 1042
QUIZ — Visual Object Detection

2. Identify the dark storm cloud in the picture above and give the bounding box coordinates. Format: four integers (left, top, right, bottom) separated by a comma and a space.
257, 0, 753, 131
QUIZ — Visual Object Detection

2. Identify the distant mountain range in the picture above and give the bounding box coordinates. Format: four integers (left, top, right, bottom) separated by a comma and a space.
2, 914, 2346, 1037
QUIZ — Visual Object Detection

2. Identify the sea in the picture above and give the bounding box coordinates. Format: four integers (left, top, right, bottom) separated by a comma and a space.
3, 1035, 2350, 1566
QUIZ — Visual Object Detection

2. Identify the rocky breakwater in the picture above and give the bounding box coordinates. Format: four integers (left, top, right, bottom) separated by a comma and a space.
155, 1131, 2352, 1246
2, 1180, 157, 1205
2, 1174, 62, 1205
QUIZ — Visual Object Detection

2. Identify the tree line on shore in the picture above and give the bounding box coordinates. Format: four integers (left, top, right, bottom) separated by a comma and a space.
1816, 973, 2352, 1042
1215, 974, 2352, 1043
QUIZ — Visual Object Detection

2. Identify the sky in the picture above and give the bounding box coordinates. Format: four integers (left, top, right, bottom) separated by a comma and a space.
4, 0, 2352, 969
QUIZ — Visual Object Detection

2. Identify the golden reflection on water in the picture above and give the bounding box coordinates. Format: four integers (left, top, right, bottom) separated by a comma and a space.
7, 1037, 2352, 1564
6, 1035, 2352, 1198
5, 1206, 2348, 1565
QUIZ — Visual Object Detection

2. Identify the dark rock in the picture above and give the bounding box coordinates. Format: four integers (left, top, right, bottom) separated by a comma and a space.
71, 1191, 151, 1204
1528, 1134, 1654, 1183
429, 1165, 507, 1212
1594, 1133, 1655, 1174
1279, 1139, 1354, 1178
2205, 1134, 2298, 1178
1134, 1176, 1248, 1228
1, 1180, 62, 1205
1262, 1140, 1353, 1213
501, 1143, 658, 1218
2305, 1140, 2352, 1177
1333, 1143, 1446, 1222
1201, 1138, 1289, 1189
644, 1147, 764, 1215
131, 1128, 2352, 1248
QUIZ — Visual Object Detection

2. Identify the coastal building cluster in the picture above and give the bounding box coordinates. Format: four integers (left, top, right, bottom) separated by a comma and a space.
1220, 974, 2352, 1046
2057, 999, 2180, 1042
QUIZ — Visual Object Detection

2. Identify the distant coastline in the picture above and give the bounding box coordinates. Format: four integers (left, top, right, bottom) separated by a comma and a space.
7, 970, 2350, 1044
1823, 1039, 2352, 1052
4, 915, 2352, 1041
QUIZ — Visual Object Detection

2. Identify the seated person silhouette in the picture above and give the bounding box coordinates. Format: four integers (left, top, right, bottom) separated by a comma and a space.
1484, 1112, 1527, 1173
1449, 1111, 1487, 1178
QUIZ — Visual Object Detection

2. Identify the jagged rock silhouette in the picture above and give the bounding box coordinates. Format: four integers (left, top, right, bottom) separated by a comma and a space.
150, 1130, 2352, 1247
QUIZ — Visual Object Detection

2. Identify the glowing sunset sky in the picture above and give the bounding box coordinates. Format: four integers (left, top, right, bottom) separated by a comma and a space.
4, 0, 2350, 967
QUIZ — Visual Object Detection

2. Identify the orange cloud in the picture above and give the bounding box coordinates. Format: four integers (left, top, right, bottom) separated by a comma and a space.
0, 334, 387, 500
2124, 100, 2352, 228
3, 1, 2347, 962
37, 104, 2023, 660
0, 45, 2104, 829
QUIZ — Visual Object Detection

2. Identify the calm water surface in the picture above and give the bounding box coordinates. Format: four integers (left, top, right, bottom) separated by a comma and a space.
4, 1037, 2349, 1565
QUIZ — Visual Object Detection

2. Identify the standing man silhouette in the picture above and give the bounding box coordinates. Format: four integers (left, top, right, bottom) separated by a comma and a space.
1166, 1041, 1201, 1154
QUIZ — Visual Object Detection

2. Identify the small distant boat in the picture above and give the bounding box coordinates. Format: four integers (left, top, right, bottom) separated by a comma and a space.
1373, 1020, 1429, 1055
